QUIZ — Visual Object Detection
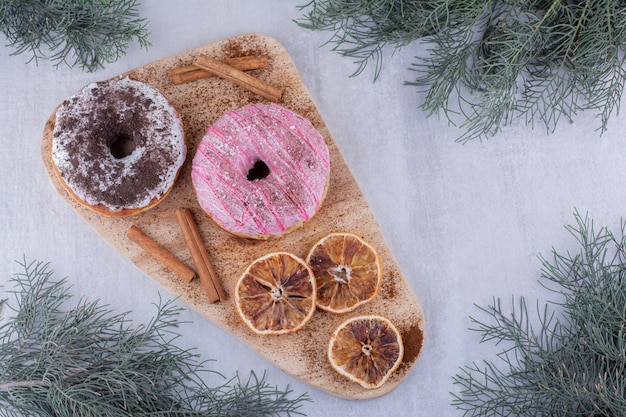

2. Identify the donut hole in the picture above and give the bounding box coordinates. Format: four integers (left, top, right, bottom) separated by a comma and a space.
109, 133, 137, 159
247, 160, 270, 181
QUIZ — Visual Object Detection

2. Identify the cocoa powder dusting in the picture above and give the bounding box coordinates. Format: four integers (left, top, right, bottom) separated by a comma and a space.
221, 35, 269, 59
400, 323, 424, 366
382, 270, 398, 299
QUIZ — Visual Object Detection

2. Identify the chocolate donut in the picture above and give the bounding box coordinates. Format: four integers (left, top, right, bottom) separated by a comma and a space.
191, 103, 330, 239
51, 77, 186, 216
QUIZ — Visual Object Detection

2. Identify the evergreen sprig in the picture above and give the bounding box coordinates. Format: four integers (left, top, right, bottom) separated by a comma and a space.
451, 211, 626, 416
296, 1, 626, 142
0, 0, 150, 72
0, 259, 310, 416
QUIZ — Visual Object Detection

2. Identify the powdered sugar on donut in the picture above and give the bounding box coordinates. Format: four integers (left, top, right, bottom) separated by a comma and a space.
192, 103, 330, 238
52, 77, 186, 212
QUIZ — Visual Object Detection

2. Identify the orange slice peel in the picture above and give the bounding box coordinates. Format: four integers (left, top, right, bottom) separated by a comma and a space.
306, 232, 382, 314
328, 315, 404, 389
235, 252, 316, 335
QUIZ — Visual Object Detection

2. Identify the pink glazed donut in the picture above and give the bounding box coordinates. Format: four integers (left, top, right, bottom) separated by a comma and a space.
191, 103, 330, 239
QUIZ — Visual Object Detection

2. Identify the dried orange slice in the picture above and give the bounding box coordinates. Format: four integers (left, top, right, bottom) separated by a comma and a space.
306, 232, 382, 313
235, 252, 316, 335
328, 315, 404, 389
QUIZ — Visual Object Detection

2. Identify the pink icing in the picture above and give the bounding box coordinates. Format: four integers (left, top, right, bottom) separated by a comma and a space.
191, 103, 330, 237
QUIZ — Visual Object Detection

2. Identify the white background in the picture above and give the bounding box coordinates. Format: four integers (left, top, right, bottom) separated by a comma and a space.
1, 2, 625, 416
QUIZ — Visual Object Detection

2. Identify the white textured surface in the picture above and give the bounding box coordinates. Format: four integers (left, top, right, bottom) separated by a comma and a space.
1, 2, 626, 416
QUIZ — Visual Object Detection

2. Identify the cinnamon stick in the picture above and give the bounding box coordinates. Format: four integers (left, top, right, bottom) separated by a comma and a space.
175, 208, 226, 303
170, 55, 269, 85
127, 225, 196, 283
193, 54, 283, 102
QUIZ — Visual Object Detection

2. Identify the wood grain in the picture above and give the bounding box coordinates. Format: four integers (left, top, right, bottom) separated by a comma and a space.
40, 33, 425, 400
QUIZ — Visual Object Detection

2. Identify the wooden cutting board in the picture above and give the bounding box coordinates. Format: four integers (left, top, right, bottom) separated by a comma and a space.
41, 33, 425, 400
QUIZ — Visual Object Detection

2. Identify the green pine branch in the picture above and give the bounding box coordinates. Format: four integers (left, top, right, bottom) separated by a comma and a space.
451, 211, 626, 416
0, 0, 151, 72
0, 259, 310, 416
296, 1, 626, 142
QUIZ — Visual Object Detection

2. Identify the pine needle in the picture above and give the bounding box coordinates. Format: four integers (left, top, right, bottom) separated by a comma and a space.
451, 211, 626, 416
296, 1, 626, 142
0, 0, 151, 71
0, 259, 311, 416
